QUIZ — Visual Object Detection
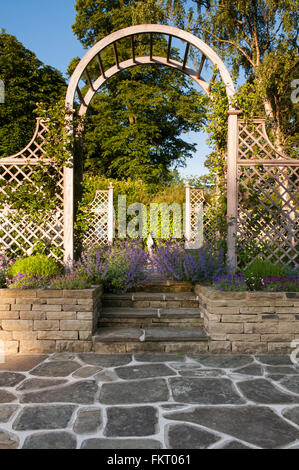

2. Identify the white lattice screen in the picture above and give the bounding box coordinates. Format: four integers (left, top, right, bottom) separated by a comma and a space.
82, 190, 110, 248
237, 119, 299, 269
0, 120, 64, 260
189, 189, 219, 248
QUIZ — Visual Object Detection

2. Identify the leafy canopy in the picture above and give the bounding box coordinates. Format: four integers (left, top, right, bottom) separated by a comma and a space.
70, 0, 208, 183
0, 30, 66, 157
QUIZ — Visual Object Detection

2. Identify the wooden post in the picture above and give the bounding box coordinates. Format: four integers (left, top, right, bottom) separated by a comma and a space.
108, 182, 114, 244
63, 110, 75, 264
63, 165, 74, 263
185, 182, 191, 246
226, 109, 241, 273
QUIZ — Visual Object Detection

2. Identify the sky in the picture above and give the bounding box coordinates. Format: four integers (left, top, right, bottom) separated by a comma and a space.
0, 0, 214, 178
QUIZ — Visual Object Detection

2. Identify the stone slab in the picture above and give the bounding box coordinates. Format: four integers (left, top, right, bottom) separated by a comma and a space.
165, 406, 299, 448
0, 405, 18, 423
256, 355, 293, 366
22, 431, 77, 449
0, 372, 25, 387
94, 328, 143, 342
282, 407, 299, 426
20, 381, 98, 404
79, 354, 132, 367
73, 408, 102, 434
16, 378, 68, 391
190, 355, 253, 369
30, 361, 81, 377
220, 440, 253, 449
167, 423, 220, 449
105, 406, 157, 437
99, 379, 169, 404
279, 376, 299, 395
115, 363, 176, 380
12, 405, 76, 430
134, 354, 186, 363
169, 377, 245, 404
81, 439, 162, 449
237, 379, 299, 404
0, 390, 16, 403
72, 366, 103, 378
144, 327, 208, 342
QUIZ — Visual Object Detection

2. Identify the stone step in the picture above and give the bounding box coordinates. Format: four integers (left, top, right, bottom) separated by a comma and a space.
131, 281, 194, 293
99, 307, 203, 328
93, 326, 209, 353
103, 292, 199, 309
101, 307, 202, 318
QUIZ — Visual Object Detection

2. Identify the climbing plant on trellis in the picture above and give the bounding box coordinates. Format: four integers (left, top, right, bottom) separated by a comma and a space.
237, 119, 299, 269
0, 119, 64, 260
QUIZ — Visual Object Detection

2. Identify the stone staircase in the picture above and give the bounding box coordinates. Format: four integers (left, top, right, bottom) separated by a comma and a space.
92, 281, 209, 353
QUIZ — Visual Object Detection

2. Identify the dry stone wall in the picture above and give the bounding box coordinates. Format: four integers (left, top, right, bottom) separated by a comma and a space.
0, 286, 103, 354
196, 285, 299, 354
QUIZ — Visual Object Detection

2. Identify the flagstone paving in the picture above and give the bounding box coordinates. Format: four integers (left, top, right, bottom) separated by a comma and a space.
0, 353, 298, 449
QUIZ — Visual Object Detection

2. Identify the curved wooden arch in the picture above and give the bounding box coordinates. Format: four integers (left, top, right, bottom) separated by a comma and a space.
66, 24, 236, 115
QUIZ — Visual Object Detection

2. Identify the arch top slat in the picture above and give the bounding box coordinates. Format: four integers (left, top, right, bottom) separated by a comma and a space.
66, 24, 236, 113
77, 56, 210, 116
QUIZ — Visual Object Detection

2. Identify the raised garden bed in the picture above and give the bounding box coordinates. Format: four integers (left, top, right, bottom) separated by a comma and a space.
196, 285, 299, 354
0, 286, 103, 354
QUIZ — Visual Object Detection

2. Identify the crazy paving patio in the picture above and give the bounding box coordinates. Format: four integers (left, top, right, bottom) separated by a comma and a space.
0, 353, 298, 449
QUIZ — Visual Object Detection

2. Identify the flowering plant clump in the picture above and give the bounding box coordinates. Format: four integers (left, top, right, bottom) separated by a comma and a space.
49, 271, 92, 290
0, 249, 15, 287
152, 239, 225, 283
68, 240, 148, 294
213, 273, 248, 291
244, 258, 286, 291
8, 273, 50, 289
261, 276, 299, 292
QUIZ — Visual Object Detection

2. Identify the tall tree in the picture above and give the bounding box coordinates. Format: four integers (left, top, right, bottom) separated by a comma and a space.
70, 0, 207, 183
175, 0, 299, 154
0, 31, 66, 157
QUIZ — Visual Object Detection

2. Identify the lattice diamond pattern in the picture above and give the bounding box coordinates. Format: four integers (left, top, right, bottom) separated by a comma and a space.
190, 189, 219, 248
237, 120, 299, 269
82, 190, 109, 248
238, 120, 289, 161
237, 164, 299, 268
0, 120, 64, 259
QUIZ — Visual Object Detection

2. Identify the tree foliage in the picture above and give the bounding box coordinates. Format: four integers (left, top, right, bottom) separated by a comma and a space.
70, 0, 208, 183
0, 30, 66, 157
186, 0, 299, 153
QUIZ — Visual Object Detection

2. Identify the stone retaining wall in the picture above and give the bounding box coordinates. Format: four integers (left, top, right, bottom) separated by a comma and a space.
195, 285, 299, 354
0, 286, 103, 354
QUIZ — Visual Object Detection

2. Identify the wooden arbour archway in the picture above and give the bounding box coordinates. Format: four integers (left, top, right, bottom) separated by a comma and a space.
65, 24, 239, 269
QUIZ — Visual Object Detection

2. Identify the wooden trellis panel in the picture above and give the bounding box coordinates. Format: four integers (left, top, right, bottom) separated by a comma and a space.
189, 188, 219, 248
0, 119, 64, 260
82, 190, 110, 248
237, 119, 299, 269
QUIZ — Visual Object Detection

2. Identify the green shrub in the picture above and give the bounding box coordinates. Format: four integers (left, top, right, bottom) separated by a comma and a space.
244, 258, 286, 291
8, 255, 61, 279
